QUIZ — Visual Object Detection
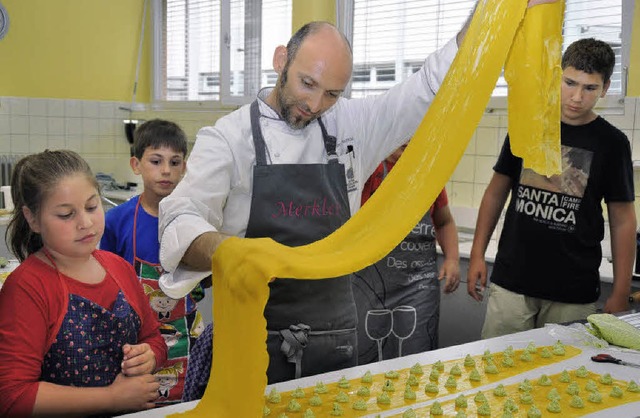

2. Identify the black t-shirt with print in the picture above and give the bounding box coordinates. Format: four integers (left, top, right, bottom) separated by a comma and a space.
490, 116, 634, 303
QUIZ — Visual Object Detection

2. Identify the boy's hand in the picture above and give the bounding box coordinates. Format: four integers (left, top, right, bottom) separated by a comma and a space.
439, 259, 460, 294
122, 343, 157, 376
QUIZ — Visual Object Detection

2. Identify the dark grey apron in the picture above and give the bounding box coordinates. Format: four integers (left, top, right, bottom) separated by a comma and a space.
245, 100, 357, 384
352, 164, 440, 365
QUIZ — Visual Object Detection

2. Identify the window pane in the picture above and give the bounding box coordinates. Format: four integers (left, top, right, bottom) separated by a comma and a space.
164, 0, 220, 101
158, 0, 291, 103
563, 0, 622, 93
226, 0, 292, 99
350, 0, 624, 98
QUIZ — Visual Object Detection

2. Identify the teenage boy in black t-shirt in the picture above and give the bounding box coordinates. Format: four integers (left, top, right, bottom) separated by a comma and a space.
468, 38, 637, 339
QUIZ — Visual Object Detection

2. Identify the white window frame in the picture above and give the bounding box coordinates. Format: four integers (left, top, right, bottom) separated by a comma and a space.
151, 0, 291, 110
338, 0, 633, 114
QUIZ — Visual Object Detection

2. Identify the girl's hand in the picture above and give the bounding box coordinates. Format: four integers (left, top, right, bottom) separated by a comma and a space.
122, 343, 157, 376
109, 372, 160, 413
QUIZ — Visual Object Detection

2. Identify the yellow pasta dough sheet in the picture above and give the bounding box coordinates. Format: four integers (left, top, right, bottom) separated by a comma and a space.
261, 343, 581, 417
396, 367, 640, 418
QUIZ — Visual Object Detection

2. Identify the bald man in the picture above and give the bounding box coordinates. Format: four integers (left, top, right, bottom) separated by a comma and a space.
158, 5, 535, 384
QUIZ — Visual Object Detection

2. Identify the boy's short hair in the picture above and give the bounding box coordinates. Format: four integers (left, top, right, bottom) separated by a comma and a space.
561, 38, 615, 85
132, 119, 188, 159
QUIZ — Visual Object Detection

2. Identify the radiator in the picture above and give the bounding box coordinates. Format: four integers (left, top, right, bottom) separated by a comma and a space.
0, 155, 18, 209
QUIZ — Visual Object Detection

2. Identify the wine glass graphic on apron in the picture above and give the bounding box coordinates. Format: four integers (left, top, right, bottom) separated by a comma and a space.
365, 309, 393, 362
391, 305, 417, 357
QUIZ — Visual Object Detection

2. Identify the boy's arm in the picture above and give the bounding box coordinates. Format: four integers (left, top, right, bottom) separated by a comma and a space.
467, 172, 512, 301
605, 201, 636, 313
433, 203, 460, 293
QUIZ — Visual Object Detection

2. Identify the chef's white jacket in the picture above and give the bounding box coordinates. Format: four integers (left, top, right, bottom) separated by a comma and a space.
159, 38, 458, 298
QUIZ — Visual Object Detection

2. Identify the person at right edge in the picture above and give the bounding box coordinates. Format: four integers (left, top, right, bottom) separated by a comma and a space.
160, 0, 555, 388
467, 38, 637, 339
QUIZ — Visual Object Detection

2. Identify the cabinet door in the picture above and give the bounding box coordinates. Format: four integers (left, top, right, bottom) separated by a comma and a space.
438, 256, 493, 348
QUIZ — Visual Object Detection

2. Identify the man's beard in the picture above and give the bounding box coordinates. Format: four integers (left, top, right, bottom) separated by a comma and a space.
276, 70, 317, 130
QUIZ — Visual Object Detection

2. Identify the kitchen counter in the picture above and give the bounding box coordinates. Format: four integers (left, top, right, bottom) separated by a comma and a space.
121, 325, 640, 417
102, 189, 138, 203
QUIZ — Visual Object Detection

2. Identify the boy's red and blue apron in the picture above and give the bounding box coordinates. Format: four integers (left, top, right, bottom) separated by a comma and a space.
41, 251, 141, 388
245, 100, 357, 384
132, 198, 205, 404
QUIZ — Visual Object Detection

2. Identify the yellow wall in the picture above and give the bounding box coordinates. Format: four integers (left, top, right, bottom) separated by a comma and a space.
0, 1, 637, 101
0, 0, 151, 102
629, 1, 640, 96
292, 0, 335, 33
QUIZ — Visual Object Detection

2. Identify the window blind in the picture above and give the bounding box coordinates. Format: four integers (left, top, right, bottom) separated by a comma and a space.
157, 0, 291, 103
349, 0, 624, 99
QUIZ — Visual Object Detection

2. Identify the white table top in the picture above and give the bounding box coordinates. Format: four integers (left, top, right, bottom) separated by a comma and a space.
121, 325, 640, 417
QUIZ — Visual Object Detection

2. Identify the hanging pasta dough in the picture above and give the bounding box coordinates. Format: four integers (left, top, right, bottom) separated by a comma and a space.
169, 0, 563, 417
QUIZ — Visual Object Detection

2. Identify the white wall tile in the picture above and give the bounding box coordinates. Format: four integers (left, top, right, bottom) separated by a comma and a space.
0, 98, 9, 115
452, 155, 475, 182
81, 136, 101, 154
29, 116, 48, 136
47, 118, 65, 136
10, 116, 28, 135
10, 134, 29, 153
464, 132, 477, 154
477, 114, 501, 128
28, 98, 48, 117
29, 135, 48, 152
66, 136, 83, 153
474, 156, 495, 185
450, 182, 474, 207
115, 138, 131, 155
8, 98, 28, 116
473, 183, 488, 208
82, 101, 100, 118
475, 127, 498, 156
47, 99, 65, 117
0, 115, 9, 135
65, 118, 83, 136
98, 137, 115, 154
604, 113, 635, 130
82, 118, 100, 136
633, 130, 640, 161
0, 135, 10, 153
99, 102, 116, 119
47, 136, 66, 150
98, 119, 117, 136
65, 100, 82, 117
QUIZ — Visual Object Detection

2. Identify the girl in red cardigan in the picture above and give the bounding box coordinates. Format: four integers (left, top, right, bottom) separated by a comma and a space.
0, 150, 167, 417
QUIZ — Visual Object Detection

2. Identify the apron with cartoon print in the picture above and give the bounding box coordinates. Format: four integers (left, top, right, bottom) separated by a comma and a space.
132, 197, 205, 404
41, 251, 141, 388
352, 163, 440, 365
245, 100, 357, 384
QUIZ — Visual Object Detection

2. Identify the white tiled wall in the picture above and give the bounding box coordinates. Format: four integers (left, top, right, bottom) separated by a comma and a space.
1, 96, 640, 218
0, 97, 231, 187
